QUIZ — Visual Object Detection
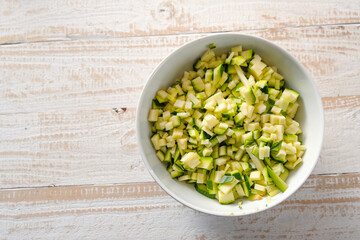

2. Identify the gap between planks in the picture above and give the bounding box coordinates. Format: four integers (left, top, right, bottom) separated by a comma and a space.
1, 22, 360, 46
0, 172, 359, 202
1, 172, 359, 240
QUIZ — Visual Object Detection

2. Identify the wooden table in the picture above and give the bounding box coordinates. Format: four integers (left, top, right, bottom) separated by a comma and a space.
1, 1, 359, 239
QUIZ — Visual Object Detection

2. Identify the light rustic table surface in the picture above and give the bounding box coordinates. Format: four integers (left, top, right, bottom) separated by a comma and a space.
1, 1, 359, 239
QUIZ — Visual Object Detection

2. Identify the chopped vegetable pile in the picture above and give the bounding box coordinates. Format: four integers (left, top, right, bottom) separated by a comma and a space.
148, 43, 306, 204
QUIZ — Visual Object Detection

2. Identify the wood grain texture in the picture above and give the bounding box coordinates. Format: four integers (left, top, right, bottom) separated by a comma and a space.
0, 0, 359, 44
1, 24, 360, 187
0, 24, 359, 116
0, 0, 360, 240
0, 107, 143, 187
0, 96, 359, 188
0, 173, 359, 240
1, 2, 360, 239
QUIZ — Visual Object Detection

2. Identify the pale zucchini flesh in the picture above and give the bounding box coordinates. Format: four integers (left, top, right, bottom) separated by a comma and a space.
148, 44, 306, 206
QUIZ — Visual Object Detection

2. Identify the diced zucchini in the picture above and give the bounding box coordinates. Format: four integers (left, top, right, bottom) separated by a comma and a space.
156, 150, 165, 161
201, 49, 215, 62
181, 152, 201, 169
178, 175, 190, 181
171, 170, 184, 178
218, 178, 238, 194
266, 184, 281, 197
241, 49, 254, 61
239, 87, 256, 105
152, 99, 165, 109
192, 77, 205, 92
281, 88, 300, 103
254, 183, 266, 192
210, 137, 219, 147
240, 161, 251, 172
284, 134, 298, 143
214, 122, 228, 135
172, 163, 184, 172
266, 166, 288, 192
225, 52, 235, 64
213, 64, 224, 87
219, 145, 227, 156
246, 147, 265, 171
205, 69, 213, 83
170, 115, 181, 128
195, 183, 216, 199
262, 167, 273, 185
212, 144, 219, 158
285, 158, 303, 170
249, 170, 262, 181
148, 44, 305, 205
248, 194, 263, 201
222, 109, 236, 118
271, 149, 286, 163
271, 140, 283, 152
241, 174, 252, 197
164, 149, 172, 162
272, 163, 285, 176
209, 43, 216, 49
279, 168, 289, 181
235, 183, 246, 197
215, 72, 228, 89
197, 157, 214, 170
231, 82, 243, 97
231, 170, 244, 181
151, 134, 161, 150
218, 190, 235, 204
231, 56, 246, 66
193, 58, 204, 70
200, 129, 209, 139
214, 170, 225, 183
173, 148, 181, 162
249, 60, 266, 80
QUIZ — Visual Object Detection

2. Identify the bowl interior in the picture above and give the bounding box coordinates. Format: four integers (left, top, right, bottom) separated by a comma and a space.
136, 34, 324, 216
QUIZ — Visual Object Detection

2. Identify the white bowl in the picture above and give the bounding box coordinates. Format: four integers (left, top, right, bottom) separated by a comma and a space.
136, 33, 324, 216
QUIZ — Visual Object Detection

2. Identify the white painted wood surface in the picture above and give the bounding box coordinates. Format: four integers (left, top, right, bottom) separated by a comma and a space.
1, 174, 359, 239
1, 0, 359, 44
0, 1, 359, 239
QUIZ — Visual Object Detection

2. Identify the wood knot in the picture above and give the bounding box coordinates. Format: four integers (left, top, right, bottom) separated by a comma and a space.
152, 1, 175, 21
112, 107, 127, 114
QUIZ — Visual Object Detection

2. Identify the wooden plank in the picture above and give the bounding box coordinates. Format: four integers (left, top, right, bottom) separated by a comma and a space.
0, 107, 148, 187
0, 173, 359, 239
323, 95, 360, 110
320, 95, 360, 175
0, 0, 359, 44
0, 25, 359, 116
0, 95, 359, 188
